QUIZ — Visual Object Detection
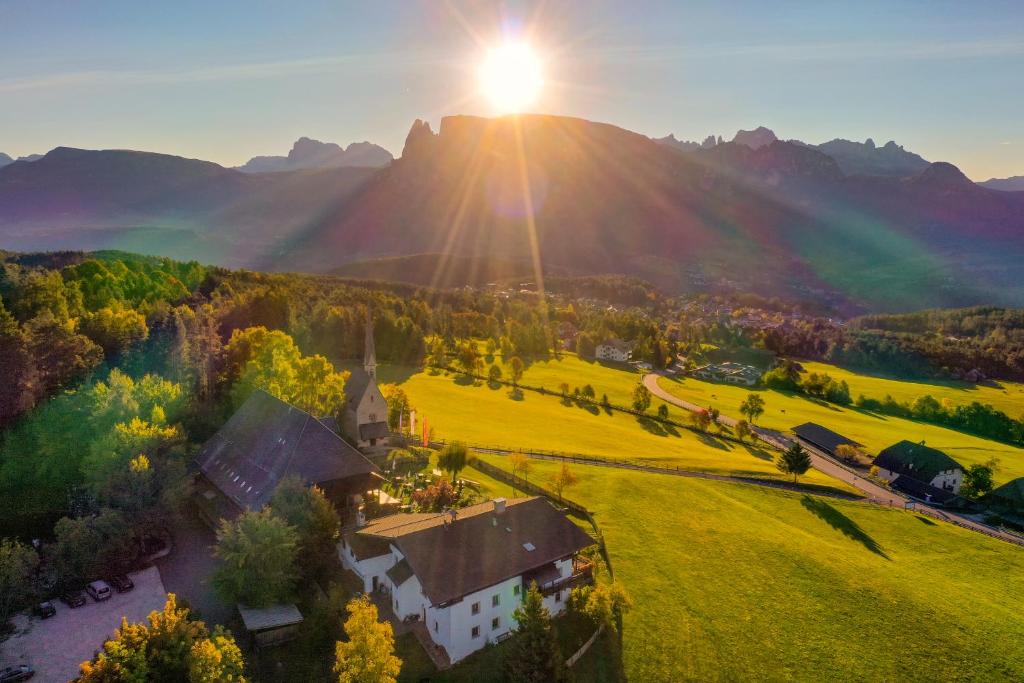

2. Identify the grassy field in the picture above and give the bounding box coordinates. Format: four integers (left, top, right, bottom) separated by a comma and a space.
376, 356, 851, 492
801, 360, 1024, 417
656, 374, 1024, 485
470, 456, 1024, 681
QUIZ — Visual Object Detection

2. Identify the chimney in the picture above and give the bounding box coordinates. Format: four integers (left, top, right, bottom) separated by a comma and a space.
493, 498, 507, 514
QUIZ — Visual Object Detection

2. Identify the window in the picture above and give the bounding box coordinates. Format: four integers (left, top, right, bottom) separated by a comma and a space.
471, 626, 480, 639
471, 601, 480, 615
492, 594, 500, 607
513, 585, 521, 596
555, 591, 561, 603
492, 617, 501, 630
434, 621, 438, 633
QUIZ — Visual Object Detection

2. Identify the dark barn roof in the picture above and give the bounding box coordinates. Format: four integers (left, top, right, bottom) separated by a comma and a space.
792, 422, 859, 455
873, 440, 963, 483
984, 478, 1024, 509
194, 390, 379, 511
353, 498, 595, 606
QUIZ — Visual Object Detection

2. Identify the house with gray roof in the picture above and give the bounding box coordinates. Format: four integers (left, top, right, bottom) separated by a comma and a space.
983, 478, 1024, 514
339, 497, 596, 663
193, 389, 381, 524
872, 440, 964, 503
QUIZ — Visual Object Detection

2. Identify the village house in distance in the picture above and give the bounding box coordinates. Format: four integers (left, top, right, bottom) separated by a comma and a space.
339, 497, 596, 664
872, 440, 965, 504
192, 389, 382, 525
345, 310, 390, 448
595, 338, 632, 363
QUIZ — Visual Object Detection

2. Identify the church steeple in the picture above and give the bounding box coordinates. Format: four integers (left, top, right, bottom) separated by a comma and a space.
363, 308, 377, 379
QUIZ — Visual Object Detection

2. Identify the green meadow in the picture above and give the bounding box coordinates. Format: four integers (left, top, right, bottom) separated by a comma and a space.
656, 374, 1024, 485
800, 360, 1024, 417
471, 455, 1024, 682
376, 356, 850, 492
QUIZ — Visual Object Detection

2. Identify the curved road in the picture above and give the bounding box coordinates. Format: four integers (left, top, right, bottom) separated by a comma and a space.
644, 371, 1024, 547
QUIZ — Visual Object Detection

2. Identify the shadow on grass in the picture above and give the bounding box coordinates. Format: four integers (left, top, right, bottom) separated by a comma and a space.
507, 388, 524, 401
916, 515, 937, 526
453, 374, 476, 386
577, 401, 600, 416
486, 380, 502, 391
637, 416, 669, 437
696, 432, 730, 451
801, 495, 890, 559
742, 444, 773, 461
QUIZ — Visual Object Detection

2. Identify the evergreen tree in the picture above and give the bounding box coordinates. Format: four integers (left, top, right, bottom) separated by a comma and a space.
776, 443, 813, 482
505, 582, 566, 683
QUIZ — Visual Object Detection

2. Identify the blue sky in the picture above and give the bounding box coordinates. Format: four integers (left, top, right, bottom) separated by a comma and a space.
2, 0, 1022, 179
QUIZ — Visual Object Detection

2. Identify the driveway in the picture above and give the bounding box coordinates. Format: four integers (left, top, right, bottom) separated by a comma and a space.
0, 567, 167, 683
155, 510, 234, 627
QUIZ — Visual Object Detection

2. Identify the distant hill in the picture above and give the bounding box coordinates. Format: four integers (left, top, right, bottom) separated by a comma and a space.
235, 137, 393, 173
809, 138, 930, 177
979, 175, 1024, 192
3, 115, 1024, 312
0, 153, 12, 168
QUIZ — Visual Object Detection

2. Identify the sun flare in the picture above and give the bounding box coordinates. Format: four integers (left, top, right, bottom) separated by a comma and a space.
478, 42, 544, 113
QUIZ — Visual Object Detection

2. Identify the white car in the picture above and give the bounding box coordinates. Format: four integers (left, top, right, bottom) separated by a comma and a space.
86, 580, 112, 601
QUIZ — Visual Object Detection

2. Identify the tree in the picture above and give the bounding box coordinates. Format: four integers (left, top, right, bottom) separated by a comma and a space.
834, 444, 868, 466
632, 383, 652, 413
776, 443, 812, 482
581, 581, 633, 633
549, 463, 579, 503
456, 341, 482, 377
437, 441, 468, 480
334, 596, 401, 683
412, 478, 457, 512
739, 393, 766, 424
0, 538, 39, 627
213, 509, 299, 607
50, 509, 135, 586
690, 409, 712, 432
488, 364, 503, 385
77, 593, 246, 683
269, 477, 341, 579
508, 356, 525, 386
510, 453, 531, 493
379, 384, 411, 431
735, 420, 753, 442
657, 403, 669, 420
961, 463, 996, 498
581, 384, 595, 400
505, 582, 566, 683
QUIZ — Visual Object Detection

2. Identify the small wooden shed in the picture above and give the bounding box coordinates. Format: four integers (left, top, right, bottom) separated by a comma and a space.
237, 603, 304, 649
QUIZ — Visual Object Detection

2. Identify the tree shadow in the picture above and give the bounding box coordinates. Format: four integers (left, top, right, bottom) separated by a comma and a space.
486, 380, 502, 391
742, 444, 773, 461
577, 401, 600, 416
800, 495, 889, 559
636, 416, 669, 437
453, 374, 475, 386
695, 432, 730, 451
915, 516, 937, 526
507, 388, 524, 401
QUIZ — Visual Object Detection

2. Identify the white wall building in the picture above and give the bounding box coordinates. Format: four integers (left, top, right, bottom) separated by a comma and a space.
339, 497, 595, 663
595, 339, 632, 363
872, 440, 965, 499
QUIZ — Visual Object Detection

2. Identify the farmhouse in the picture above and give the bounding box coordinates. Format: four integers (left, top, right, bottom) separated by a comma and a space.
692, 362, 761, 386
792, 422, 860, 457
344, 310, 390, 448
595, 338, 632, 363
872, 440, 965, 503
339, 497, 596, 663
192, 389, 381, 524
983, 478, 1024, 513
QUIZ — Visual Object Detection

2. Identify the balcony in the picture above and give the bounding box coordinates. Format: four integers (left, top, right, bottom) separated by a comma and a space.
530, 559, 594, 597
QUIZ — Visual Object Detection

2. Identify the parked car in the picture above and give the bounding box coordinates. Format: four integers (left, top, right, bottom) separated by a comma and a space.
60, 589, 86, 608
32, 601, 56, 619
108, 574, 134, 593
0, 664, 34, 682
86, 580, 112, 601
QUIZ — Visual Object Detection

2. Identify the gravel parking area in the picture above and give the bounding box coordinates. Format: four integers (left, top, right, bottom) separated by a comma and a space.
0, 566, 167, 683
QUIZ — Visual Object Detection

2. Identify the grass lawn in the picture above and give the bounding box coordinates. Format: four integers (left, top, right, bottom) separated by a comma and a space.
800, 360, 1024, 418
376, 358, 850, 492
470, 457, 1024, 681
657, 374, 1024, 485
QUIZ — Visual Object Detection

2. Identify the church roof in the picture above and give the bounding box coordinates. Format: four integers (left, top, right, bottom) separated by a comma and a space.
364, 309, 376, 369
194, 390, 379, 511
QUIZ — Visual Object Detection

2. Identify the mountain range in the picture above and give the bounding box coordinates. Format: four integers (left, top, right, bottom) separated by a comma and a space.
1, 116, 1023, 313
234, 137, 392, 173
979, 175, 1024, 192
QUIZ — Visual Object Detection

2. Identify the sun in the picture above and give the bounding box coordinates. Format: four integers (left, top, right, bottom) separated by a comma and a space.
478, 42, 544, 113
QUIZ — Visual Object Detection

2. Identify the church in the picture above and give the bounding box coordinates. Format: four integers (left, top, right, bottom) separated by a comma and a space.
345, 311, 390, 448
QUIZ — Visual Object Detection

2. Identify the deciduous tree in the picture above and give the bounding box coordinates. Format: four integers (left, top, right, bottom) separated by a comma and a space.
334, 596, 401, 683
213, 509, 298, 607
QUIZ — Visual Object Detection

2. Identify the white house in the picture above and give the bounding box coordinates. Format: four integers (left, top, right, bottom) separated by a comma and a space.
339, 497, 596, 663
595, 339, 632, 363
872, 440, 965, 502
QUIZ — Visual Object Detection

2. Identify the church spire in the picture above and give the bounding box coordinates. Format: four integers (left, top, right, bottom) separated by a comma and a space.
363, 308, 377, 379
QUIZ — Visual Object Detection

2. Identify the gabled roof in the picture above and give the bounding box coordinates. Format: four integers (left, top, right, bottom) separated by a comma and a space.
985, 478, 1024, 505
386, 558, 415, 587
238, 603, 303, 632
353, 498, 595, 606
194, 390, 379, 511
872, 440, 963, 482
598, 338, 632, 353
890, 475, 957, 505
792, 422, 860, 454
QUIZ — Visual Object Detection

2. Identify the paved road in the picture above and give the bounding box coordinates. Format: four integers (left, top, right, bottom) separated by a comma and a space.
644, 372, 1024, 547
